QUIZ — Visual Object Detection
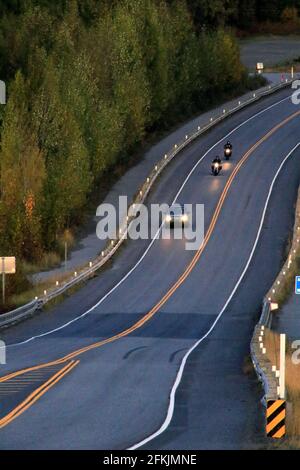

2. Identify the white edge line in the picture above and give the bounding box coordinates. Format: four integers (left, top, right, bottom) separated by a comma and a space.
2, 94, 292, 348
128, 141, 300, 450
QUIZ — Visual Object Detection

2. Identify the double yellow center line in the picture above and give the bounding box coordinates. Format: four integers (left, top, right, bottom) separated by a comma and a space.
0, 360, 79, 428
0, 110, 299, 429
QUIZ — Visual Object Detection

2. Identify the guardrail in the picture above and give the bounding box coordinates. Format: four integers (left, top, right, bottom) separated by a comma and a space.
0, 300, 42, 328
251, 300, 278, 406
0, 77, 294, 330
251, 184, 300, 423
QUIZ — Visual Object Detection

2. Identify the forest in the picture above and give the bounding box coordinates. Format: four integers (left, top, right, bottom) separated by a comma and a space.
0, 0, 298, 302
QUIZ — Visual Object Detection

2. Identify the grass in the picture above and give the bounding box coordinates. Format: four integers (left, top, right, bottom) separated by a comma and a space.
9, 270, 83, 309
21, 252, 62, 276
9, 273, 94, 313
8, 247, 117, 310
2, 232, 76, 311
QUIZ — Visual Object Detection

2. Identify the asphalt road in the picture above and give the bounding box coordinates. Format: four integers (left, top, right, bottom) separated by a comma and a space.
240, 36, 300, 69
0, 87, 300, 449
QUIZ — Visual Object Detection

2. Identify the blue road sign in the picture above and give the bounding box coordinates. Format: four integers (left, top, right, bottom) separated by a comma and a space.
296, 276, 300, 294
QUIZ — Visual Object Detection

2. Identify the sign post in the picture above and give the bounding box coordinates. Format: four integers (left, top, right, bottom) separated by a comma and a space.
256, 62, 264, 74
0, 257, 16, 305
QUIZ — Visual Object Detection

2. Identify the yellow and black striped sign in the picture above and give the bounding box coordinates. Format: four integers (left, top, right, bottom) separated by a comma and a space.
266, 400, 286, 438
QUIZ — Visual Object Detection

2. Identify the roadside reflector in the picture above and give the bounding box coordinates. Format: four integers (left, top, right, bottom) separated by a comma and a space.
266, 400, 286, 438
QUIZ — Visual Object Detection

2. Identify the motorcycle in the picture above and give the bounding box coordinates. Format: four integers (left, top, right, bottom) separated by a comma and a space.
224, 147, 232, 160
211, 161, 222, 176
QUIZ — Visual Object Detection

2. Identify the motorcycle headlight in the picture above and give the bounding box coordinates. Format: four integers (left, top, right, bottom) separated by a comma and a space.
181, 214, 188, 222
166, 215, 172, 223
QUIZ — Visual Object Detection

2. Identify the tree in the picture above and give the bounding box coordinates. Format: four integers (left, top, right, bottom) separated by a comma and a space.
110, 0, 151, 149
32, 55, 91, 247
281, 5, 299, 22
0, 0, 249, 274
256, 0, 282, 22
237, 0, 256, 28
0, 71, 45, 260
186, 0, 239, 28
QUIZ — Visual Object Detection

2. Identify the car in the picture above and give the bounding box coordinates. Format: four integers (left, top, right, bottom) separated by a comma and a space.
165, 204, 189, 228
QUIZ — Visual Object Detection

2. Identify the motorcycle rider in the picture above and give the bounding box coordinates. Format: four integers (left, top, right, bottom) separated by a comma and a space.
224, 140, 233, 160
211, 156, 222, 174
224, 140, 232, 151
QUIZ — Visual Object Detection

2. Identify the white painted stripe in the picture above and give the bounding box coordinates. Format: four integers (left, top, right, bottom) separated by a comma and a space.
129, 142, 300, 450
3, 93, 292, 348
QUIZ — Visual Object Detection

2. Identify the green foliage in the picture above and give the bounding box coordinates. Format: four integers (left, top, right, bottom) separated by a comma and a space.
0, 72, 46, 260
0, 0, 248, 291
281, 6, 300, 22
110, 0, 151, 147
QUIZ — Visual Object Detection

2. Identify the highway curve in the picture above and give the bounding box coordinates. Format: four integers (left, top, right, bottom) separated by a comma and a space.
0, 87, 300, 449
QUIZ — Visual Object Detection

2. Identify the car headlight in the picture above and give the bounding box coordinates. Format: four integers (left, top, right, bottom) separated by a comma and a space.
181, 214, 188, 222
166, 215, 172, 223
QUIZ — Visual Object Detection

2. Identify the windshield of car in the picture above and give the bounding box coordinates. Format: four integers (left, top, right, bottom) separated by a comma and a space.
169, 205, 184, 216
